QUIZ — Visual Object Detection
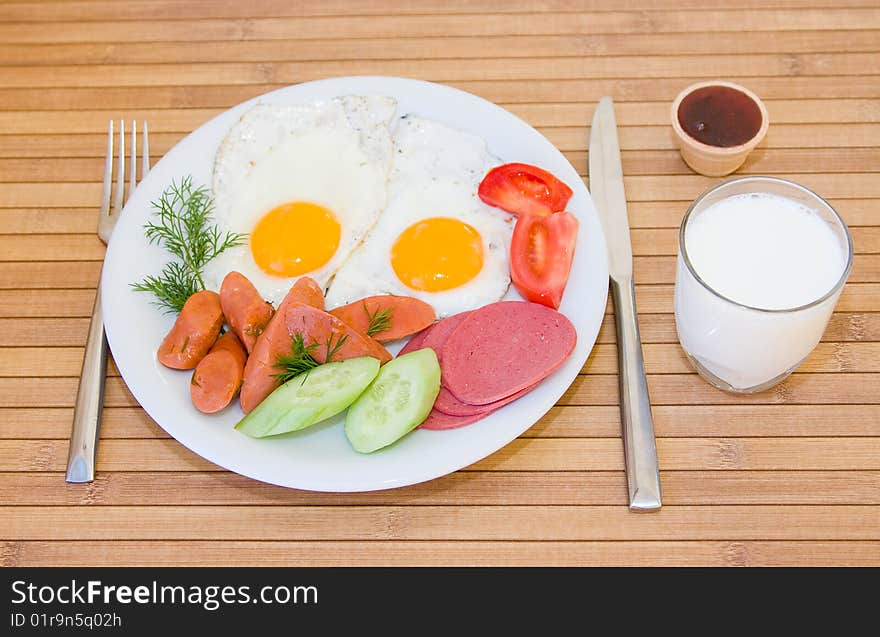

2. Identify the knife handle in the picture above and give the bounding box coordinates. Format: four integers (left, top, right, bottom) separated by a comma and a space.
610, 276, 662, 511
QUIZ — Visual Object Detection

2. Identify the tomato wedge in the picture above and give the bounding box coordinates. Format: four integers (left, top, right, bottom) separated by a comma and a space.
510, 210, 578, 309
478, 163, 573, 216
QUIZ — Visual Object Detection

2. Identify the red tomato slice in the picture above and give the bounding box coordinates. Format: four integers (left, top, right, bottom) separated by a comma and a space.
478, 163, 573, 216
510, 210, 579, 309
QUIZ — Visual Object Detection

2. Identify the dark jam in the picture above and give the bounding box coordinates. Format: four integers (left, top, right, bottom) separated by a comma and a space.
677, 85, 763, 148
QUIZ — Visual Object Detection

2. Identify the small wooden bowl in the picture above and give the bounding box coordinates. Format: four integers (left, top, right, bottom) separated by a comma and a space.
671, 80, 769, 177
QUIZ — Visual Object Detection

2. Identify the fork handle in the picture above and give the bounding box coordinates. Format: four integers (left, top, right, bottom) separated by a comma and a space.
66, 285, 108, 483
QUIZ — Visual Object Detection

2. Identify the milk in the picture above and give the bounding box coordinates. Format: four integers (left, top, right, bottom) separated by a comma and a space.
675, 189, 850, 392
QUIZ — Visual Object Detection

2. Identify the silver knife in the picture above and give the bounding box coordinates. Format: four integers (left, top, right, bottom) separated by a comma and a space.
589, 97, 662, 511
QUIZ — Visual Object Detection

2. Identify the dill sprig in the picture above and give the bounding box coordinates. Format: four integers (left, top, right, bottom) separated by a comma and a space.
131, 176, 246, 313
365, 303, 393, 337
131, 261, 202, 316
273, 331, 350, 384
324, 332, 348, 361
273, 333, 320, 384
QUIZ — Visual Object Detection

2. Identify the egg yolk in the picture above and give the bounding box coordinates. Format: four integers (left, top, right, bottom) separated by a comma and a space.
391, 217, 484, 292
250, 202, 340, 277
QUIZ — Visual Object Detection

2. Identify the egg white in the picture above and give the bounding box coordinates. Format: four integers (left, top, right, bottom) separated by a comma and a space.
204, 95, 397, 306
325, 115, 514, 318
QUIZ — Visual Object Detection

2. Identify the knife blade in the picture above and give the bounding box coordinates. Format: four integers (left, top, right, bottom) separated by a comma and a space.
589, 96, 662, 511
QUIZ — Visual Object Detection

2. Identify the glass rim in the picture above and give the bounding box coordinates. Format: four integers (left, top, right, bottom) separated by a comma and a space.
678, 175, 854, 315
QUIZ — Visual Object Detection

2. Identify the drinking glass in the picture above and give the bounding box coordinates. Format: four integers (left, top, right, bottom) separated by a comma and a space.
674, 176, 853, 393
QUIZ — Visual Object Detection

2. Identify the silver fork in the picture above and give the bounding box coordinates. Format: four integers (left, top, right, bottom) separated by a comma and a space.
66, 120, 150, 483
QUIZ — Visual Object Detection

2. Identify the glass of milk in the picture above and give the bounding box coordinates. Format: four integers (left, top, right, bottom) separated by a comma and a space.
674, 176, 853, 393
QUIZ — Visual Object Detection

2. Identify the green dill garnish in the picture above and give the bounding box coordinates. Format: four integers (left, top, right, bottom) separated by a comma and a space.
324, 332, 348, 361
365, 303, 393, 337
273, 333, 320, 384
132, 261, 202, 316
273, 331, 350, 384
131, 176, 246, 313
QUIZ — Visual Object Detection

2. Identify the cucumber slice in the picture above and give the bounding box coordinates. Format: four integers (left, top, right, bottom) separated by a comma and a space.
345, 348, 441, 453
235, 356, 380, 438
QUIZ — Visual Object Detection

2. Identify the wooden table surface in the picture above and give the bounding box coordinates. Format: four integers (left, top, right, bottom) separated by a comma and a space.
1, 0, 879, 567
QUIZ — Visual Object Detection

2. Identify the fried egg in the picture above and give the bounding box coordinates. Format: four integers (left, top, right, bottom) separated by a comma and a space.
325, 115, 514, 318
204, 95, 397, 306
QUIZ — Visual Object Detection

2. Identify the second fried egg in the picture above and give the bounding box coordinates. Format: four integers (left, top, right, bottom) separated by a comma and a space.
325, 115, 514, 318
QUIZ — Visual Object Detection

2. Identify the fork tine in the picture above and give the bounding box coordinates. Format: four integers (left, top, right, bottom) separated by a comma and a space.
128, 119, 137, 202
99, 120, 113, 218
142, 120, 151, 177
112, 119, 125, 215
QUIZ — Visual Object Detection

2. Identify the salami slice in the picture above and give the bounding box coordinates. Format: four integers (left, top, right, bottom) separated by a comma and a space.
432, 383, 537, 417
442, 301, 576, 405
397, 323, 435, 357
421, 311, 471, 371
420, 406, 500, 431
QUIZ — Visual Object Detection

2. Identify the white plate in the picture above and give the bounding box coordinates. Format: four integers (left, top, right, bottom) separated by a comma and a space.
102, 76, 609, 492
